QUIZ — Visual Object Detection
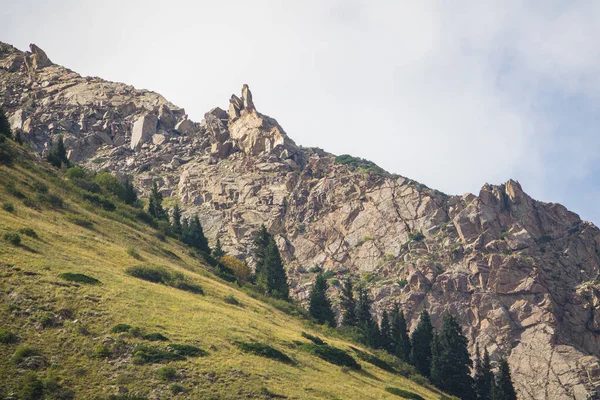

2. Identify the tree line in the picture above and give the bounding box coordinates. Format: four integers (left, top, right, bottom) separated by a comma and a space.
308, 274, 517, 400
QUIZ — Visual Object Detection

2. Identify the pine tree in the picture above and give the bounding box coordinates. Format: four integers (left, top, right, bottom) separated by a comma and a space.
339, 277, 357, 327
410, 310, 434, 377
212, 237, 225, 258
475, 346, 493, 400
430, 332, 442, 384
308, 273, 335, 326
256, 237, 289, 300
379, 310, 392, 352
122, 177, 137, 205
430, 314, 475, 400
171, 204, 182, 235
180, 215, 210, 254
390, 304, 411, 362
47, 134, 69, 168
492, 358, 517, 400
148, 182, 166, 220
355, 286, 380, 347
0, 108, 12, 139
252, 225, 270, 270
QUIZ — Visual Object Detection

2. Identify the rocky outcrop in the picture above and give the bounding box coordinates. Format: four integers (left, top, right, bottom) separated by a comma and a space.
1, 40, 599, 399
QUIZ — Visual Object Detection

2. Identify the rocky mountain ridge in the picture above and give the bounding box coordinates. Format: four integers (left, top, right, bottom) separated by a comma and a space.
2, 42, 600, 399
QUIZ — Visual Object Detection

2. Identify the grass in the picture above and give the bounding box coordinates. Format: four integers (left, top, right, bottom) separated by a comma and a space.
0, 144, 442, 399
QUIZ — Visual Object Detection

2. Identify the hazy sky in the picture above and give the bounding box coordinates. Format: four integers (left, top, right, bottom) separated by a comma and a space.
2, 1, 600, 224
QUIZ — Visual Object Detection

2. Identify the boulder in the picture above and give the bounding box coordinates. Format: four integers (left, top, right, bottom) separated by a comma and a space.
24, 43, 52, 71
174, 118, 195, 135
130, 113, 158, 151
158, 105, 175, 130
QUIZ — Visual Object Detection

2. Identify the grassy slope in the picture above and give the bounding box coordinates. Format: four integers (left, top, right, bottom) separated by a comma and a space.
0, 148, 443, 399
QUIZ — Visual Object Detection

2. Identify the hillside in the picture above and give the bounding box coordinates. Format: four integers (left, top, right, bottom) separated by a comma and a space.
2, 41, 600, 399
0, 143, 443, 399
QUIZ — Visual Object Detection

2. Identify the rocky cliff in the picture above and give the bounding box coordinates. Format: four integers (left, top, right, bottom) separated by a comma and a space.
2, 42, 600, 399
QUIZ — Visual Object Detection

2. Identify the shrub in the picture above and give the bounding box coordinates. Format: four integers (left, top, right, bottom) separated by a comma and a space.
2, 201, 14, 212
384, 387, 425, 400
409, 374, 430, 386
397, 279, 408, 288
126, 265, 203, 295
0, 330, 18, 344
107, 396, 149, 400
36, 192, 64, 209
300, 343, 360, 370
94, 345, 110, 358
66, 214, 93, 228
5, 181, 25, 198
3, 231, 21, 245
236, 342, 292, 364
59, 272, 101, 285
13, 346, 39, 364
408, 232, 425, 242
301, 331, 325, 345
111, 324, 133, 333
127, 247, 143, 260
334, 154, 386, 175
65, 166, 87, 180
40, 313, 59, 328
18, 227, 37, 238
219, 255, 252, 284
224, 293, 240, 306
83, 193, 116, 211
128, 326, 143, 338
351, 347, 397, 374
156, 366, 177, 381
17, 372, 44, 400
170, 384, 187, 394
132, 345, 185, 364
143, 332, 169, 341
167, 344, 207, 357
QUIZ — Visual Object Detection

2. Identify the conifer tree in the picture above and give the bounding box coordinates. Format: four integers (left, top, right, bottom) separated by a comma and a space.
148, 182, 166, 220
492, 358, 517, 400
339, 277, 357, 327
430, 332, 442, 383
252, 224, 270, 268
430, 314, 475, 400
47, 134, 69, 168
171, 204, 182, 235
390, 304, 411, 362
212, 237, 225, 258
410, 310, 434, 377
475, 346, 493, 400
308, 273, 335, 326
122, 177, 138, 205
256, 238, 289, 300
379, 310, 392, 352
0, 107, 12, 139
181, 215, 210, 254
355, 285, 380, 347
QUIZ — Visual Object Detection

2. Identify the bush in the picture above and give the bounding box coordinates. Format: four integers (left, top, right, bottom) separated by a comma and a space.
40, 312, 59, 328
2, 201, 14, 212
18, 373, 44, 400
3, 231, 21, 245
170, 384, 187, 394
384, 387, 425, 400
236, 342, 292, 364
408, 232, 425, 242
66, 214, 93, 228
36, 192, 64, 209
156, 366, 177, 381
18, 227, 37, 238
0, 330, 18, 344
128, 326, 142, 338
127, 247, 143, 260
351, 347, 396, 374
59, 272, 101, 285
167, 344, 207, 357
143, 332, 169, 341
409, 374, 430, 386
224, 293, 240, 306
126, 265, 204, 295
301, 331, 325, 345
132, 345, 185, 364
83, 193, 116, 211
300, 343, 360, 370
94, 345, 111, 358
13, 346, 39, 364
111, 324, 133, 333
32, 181, 48, 194
334, 154, 386, 175
219, 255, 252, 284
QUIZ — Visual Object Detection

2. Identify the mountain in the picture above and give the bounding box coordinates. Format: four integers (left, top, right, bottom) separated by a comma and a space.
2, 41, 600, 399
0, 142, 441, 399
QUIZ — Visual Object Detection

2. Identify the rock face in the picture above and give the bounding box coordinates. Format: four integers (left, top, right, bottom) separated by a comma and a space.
1, 40, 600, 399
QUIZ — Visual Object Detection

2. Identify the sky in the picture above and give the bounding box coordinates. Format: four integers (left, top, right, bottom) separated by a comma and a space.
2, 1, 600, 224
